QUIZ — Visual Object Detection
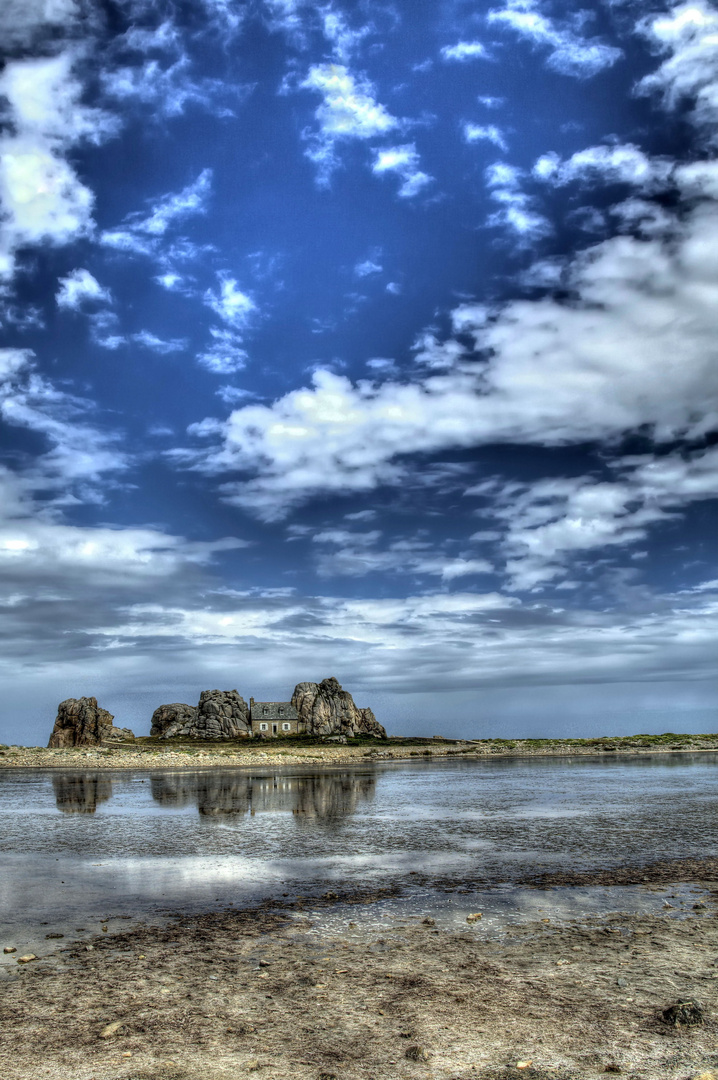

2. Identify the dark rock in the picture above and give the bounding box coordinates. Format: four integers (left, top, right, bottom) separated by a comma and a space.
405, 1045, 429, 1063
661, 1000, 704, 1026
291, 677, 386, 738
150, 702, 198, 739
47, 698, 134, 748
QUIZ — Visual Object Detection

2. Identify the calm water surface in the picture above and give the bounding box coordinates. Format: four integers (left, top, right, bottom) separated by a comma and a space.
1, 755, 716, 942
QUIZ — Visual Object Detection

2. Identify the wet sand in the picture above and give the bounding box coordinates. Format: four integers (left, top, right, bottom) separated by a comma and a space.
1, 861, 717, 1080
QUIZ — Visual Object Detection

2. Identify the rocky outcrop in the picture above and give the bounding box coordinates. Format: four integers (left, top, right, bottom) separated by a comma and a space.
149, 690, 250, 739
47, 697, 134, 748
193, 690, 251, 739
150, 703, 198, 739
291, 677, 386, 738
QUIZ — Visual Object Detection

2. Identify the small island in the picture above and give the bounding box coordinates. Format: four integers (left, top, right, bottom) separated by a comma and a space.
46, 677, 386, 748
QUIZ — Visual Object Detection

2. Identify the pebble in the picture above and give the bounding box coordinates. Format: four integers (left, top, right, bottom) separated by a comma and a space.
466, 913, 482, 923
100, 1020, 124, 1038
3, 946, 16, 954
17, 954, 37, 964
405, 1045, 429, 1062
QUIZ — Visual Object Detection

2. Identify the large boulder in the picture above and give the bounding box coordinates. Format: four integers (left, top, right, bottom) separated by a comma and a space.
150, 703, 198, 739
193, 690, 251, 739
47, 697, 134, 748
291, 677, 386, 738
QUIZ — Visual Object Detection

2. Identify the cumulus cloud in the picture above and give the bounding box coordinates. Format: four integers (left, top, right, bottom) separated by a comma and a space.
56, 268, 111, 310
464, 123, 509, 152
372, 145, 432, 198
174, 172, 718, 518
301, 63, 398, 183
490, 447, 718, 591
0, 52, 117, 279
533, 143, 673, 189
638, 1, 718, 143
441, 41, 488, 62
488, 1, 622, 78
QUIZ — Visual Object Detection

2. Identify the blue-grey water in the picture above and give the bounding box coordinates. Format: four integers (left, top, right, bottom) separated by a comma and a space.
0, 755, 716, 953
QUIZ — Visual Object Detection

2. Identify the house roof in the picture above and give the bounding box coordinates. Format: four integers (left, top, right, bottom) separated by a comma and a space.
250, 701, 299, 721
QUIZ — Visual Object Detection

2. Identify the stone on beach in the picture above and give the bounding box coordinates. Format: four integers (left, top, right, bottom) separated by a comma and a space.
47, 698, 134, 748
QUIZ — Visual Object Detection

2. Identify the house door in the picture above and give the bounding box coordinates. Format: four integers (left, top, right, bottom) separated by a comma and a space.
272, 723, 278, 734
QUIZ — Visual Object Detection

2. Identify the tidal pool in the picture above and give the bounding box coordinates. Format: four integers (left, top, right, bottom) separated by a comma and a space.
1, 754, 716, 950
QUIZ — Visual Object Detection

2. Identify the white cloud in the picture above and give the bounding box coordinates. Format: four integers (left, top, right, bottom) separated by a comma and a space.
197, 327, 249, 375
355, 258, 382, 277
301, 63, 398, 183
56, 268, 111, 310
322, 9, 370, 60
132, 169, 213, 236
441, 41, 488, 62
533, 143, 673, 189
372, 144, 432, 198
488, 1, 622, 78
0, 348, 128, 495
174, 176, 718, 519
495, 446, 718, 590
0, 52, 117, 280
204, 276, 255, 328
132, 331, 187, 354
485, 161, 551, 239
464, 123, 509, 151
639, 1, 718, 143
101, 170, 212, 257
0, 0, 85, 49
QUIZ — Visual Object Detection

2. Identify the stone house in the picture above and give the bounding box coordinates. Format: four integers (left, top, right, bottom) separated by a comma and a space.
249, 698, 302, 737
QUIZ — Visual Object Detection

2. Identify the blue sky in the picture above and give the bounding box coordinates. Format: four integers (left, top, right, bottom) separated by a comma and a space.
0, 0, 716, 743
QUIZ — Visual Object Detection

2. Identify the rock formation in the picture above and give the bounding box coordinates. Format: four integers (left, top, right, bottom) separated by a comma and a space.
291, 677, 386, 738
150, 703, 198, 739
193, 690, 251, 739
47, 697, 135, 748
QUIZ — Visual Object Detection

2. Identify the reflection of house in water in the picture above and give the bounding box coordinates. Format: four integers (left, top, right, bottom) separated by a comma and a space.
149, 771, 376, 822
53, 773, 113, 814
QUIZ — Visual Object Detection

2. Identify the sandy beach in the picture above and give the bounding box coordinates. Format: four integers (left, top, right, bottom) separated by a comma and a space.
1, 858, 717, 1080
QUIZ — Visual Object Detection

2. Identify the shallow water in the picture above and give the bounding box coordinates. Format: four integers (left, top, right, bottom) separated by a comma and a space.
0, 754, 716, 947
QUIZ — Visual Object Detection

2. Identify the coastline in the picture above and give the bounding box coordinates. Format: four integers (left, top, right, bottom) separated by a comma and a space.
1, 859, 716, 1080
2, 733, 718, 770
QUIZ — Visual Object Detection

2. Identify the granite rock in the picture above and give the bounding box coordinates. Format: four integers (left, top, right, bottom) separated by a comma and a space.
291, 678, 386, 738
47, 697, 134, 748
150, 702, 198, 739
194, 690, 251, 739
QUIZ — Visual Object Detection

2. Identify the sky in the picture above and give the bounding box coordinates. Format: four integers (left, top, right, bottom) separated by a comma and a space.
0, 0, 716, 744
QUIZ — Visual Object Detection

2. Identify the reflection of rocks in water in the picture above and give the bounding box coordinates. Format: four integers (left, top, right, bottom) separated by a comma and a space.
53, 773, 113, 814
291, 772, 376, 822
149, 770, 375, 821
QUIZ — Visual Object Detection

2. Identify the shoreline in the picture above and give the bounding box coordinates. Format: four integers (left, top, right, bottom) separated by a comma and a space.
1, 859, 716, 1080
1, 733, 718, 770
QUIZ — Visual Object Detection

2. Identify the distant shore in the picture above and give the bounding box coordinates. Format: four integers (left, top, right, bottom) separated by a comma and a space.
1, 731, 716, 769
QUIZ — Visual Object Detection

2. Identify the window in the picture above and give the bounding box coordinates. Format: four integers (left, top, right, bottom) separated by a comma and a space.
278, 707, 284, 715
282, 723, 290, 731
262, 706, 268, 715
259, 722, 268, 731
